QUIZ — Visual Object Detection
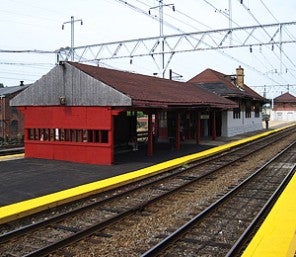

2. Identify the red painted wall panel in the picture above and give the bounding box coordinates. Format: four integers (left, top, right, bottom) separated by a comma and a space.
23, 106, 112, 129
22, 106, 114, 165
25, 142, 113, 165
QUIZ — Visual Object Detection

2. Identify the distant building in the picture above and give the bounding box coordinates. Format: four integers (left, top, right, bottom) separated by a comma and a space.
0, 82, 29, 145
271, 92, 296, 121
188, 66, 267, 137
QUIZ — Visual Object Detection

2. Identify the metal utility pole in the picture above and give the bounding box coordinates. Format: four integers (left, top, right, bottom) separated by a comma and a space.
149, 0, 175, 78
228, 0, 232, 45
62, 16, 83, 61
279, 24, 283, 74
0, 95, 6, 143
159, 0, 164, 78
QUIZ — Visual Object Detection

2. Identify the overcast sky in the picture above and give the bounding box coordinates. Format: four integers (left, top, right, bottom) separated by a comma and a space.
1, 0, 296, 98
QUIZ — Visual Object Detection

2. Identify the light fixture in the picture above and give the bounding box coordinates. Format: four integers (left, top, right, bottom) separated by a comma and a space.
59, 96, 67, 105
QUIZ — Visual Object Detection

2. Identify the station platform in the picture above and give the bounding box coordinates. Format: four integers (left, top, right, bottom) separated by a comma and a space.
0, 122, 295, 257
241, 169, 296, 257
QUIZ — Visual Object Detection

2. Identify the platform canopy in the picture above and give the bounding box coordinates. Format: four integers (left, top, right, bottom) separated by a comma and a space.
11, 61, 237, 110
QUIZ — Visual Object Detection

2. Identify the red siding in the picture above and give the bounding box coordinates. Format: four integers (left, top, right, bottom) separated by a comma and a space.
22, 106, 114, 165
24, 106, 112, 129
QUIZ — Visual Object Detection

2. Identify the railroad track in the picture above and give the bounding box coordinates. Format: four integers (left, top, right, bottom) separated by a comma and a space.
142, 141, 296, 257
0, 126, 295, 256
0, 147, 24, 156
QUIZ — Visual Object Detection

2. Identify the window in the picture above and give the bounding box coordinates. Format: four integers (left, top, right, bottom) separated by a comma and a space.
11, 107, 18, 114
27, 128, 109, 144
233, 105, 241, 119
11, 120, 18, 134
245, 103, 251, 118
159, 111, 167, 127
254, 105, 260, 118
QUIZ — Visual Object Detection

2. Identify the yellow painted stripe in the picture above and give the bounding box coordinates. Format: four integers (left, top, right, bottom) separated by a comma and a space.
241, 172, 296, 257
0, 153, 24, 161
0, 125, 293, 224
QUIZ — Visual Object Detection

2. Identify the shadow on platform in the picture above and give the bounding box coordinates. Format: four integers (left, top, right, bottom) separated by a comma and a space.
114, 141, 213, 165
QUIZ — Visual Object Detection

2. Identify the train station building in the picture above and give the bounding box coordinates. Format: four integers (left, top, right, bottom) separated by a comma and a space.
11, 61, 241, 165
188, 66, 267, 137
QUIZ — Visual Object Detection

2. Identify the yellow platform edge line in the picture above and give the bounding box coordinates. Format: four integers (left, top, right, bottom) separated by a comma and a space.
0, 125, 292, 224
0, 153, 24, 161
241, 171, 296, 257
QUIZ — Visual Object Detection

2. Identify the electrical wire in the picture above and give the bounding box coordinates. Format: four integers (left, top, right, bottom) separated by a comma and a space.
258, 0, 296, 81
0, 76, 35, 81
200, 1, 275, 58
0, 49, 56, 54
199, 0, 287, 81
237, 0, 296, 69
1, 0, 295, 93
0, 71, 41, 77
108, 0, 295, 91
0, 62, 55, 67
199, 0, 295, 89
135, 0, 211, 30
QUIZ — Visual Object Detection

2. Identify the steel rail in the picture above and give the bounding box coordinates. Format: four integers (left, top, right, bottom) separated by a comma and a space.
0, 127, 294, 256
141, 141, 296, 257
23, 131, 296, 256
0, 147, 24, 156
225, 157, 296, 256
0, 127, 291, 243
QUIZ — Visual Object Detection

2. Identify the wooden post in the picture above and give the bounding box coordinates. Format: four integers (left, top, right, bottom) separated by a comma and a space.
212, 110, 216, 140
196, 111, 201, 144
147, 113, 153, 156
154, 111, 159, 142
110, 114, 115, 164
175, 112, 181, 150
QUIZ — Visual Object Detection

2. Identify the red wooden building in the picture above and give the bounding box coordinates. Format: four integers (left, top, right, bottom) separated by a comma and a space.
11, 62, 236, 165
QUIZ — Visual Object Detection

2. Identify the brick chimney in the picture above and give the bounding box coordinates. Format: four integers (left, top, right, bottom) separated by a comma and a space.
236, 66, 244, 89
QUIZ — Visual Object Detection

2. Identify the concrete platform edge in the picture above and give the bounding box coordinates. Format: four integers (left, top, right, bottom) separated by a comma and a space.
241, 170, 296, 257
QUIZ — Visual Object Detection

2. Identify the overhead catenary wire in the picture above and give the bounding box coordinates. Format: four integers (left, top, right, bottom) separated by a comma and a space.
1, 0, 295, 96
110, 0, 283, 81
0, 49, 56, 54
235, 0, 296, 93
198, 0, 293, 84
201, 0, 288, 72
199, 0, 295, 90
237, 0, 296, 70
258, 0, 296, 82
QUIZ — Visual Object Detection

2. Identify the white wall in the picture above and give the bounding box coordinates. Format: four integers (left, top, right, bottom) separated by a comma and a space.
223, 110, 263, 137
270, 110, 296, 121
221, 111, 228, 137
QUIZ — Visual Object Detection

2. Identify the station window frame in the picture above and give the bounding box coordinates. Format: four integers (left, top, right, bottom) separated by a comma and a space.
27, 128, 109, 144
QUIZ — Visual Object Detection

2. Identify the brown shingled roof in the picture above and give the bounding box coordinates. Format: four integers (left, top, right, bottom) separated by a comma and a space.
188, 68, 266, 101
274, 92, 296, 103
68, 62, 237, 109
